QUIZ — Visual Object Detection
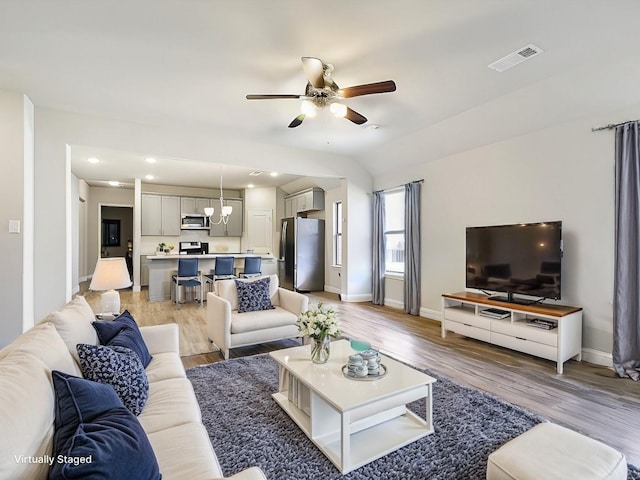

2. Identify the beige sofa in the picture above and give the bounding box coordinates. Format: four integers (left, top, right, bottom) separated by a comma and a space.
207, 274, 308, 359
0, 295, 266, 480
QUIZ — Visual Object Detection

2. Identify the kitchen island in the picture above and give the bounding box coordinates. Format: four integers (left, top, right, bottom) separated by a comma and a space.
147, 253, 277, 302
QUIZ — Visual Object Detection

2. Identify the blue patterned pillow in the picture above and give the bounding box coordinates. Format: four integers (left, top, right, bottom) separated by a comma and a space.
235, 277, 275, 313
76, 344, 149, 416
50, 371, 161, 480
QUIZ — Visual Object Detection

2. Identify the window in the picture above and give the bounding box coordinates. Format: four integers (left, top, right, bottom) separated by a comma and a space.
101, 219, 121, 247
333, 201, 343, 266
384, 189, 405, 274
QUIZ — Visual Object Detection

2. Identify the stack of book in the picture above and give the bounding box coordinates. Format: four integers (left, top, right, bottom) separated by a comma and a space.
526, 318, 557, 330
479, 308, 510, 319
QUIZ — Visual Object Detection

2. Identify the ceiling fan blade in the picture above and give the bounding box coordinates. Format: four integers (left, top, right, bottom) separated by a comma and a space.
345, 107, 367, 125
339, 80, 396, 98
288, 114, 305, 128
301, 57, 325, 89
246, 94, 302, 100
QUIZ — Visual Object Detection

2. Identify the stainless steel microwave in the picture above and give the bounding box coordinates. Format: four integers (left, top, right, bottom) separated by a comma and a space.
180, 214, 210, 230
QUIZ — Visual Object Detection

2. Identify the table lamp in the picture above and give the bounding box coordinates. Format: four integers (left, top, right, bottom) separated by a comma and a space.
89, 257, 132, 315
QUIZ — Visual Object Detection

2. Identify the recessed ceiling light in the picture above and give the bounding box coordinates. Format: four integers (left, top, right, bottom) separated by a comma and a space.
87, 157, 100, 164
145, 174, 154, 180
247, 184, 255, 189
145, 157, 157, 164
270, 172, 279, 177
108, 181, 120, 187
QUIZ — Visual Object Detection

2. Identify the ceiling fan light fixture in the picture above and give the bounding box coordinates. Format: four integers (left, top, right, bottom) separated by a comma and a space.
300, 99, 317, 117
330, 102, 347, 118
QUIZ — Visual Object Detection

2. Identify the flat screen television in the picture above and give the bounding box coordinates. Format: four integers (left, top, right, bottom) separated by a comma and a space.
466, 221, 562, 303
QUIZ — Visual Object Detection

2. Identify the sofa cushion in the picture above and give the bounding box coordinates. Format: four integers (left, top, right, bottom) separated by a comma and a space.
146, 422, 223, 480
7, 322, 80, 376
93, 310, 152, 367
216, 274, 279, 310
0, 351, 54, 480
45, 295, 98, 366
235, 276, 275, 313
77, 344, 149, 416
231, 306, 299, 334
50, 371, 161, 480
137, 378, 202, 434
145, 352, 187, 383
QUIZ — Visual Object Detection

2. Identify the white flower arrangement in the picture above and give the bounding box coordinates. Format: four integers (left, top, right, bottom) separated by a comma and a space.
296, 303, 341, 341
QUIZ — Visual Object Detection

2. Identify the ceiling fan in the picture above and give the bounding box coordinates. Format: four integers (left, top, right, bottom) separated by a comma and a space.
246, 57, 396, 128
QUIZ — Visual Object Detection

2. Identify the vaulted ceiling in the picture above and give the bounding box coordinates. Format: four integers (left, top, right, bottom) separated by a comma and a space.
2, 1, 640, 187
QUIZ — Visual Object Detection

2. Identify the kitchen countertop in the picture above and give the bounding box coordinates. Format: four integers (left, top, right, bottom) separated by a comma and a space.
147, 253, 275, 260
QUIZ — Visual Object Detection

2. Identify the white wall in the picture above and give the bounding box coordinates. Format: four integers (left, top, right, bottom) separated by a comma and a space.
371, 109, 640, 359
31, 107, 373, 321
0, 91, 34, 345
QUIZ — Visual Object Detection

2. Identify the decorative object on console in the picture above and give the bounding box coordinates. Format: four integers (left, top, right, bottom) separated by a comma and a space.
89, 257, 132, 315
296, 303, 340, 364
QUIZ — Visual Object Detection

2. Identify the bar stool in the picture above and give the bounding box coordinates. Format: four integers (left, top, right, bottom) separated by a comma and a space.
171, 258, 202, 309
204, 256, 236, 292
240, 256, 262, 278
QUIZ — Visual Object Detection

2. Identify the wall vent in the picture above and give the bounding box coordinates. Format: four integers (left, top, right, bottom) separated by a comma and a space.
249, 171, 263, 176
488, 44, 544, 72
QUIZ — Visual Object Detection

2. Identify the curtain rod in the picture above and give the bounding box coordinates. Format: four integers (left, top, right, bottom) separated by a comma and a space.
373, 179, 424, 194
591, 120, 639, 132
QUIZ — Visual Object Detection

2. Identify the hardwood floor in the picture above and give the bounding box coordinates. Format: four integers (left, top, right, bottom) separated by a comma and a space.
81, 286, 640, 466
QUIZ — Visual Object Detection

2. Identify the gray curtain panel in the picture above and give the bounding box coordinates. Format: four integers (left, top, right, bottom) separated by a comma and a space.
372, 190, 385, 305
404, 182, 421, 315
613, 121, 640, 381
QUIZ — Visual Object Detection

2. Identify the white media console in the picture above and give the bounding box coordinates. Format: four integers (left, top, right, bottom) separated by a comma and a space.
441, 292, 582, 374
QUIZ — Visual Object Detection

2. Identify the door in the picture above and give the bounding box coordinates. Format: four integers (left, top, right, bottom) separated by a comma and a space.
247, 208, 273, 252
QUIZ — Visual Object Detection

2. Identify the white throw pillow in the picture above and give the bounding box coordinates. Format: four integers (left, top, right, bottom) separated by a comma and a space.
45, 295, 98, 366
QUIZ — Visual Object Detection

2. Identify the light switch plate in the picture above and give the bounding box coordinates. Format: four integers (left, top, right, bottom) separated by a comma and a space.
9, 220, 20, 233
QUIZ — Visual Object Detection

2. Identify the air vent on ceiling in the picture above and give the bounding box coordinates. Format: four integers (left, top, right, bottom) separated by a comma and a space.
249, 171, 263, 176
488, 44, 544, 72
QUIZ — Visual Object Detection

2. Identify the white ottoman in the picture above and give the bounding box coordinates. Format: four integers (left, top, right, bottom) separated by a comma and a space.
486, 423, 627, 480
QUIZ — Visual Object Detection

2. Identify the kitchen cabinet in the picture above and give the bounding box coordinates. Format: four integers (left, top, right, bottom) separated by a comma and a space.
140, 255, 151, 286
180, 197, 210, 214
141, 194, 181, 236
284, 188, 324, 215
209, 198, 243, 237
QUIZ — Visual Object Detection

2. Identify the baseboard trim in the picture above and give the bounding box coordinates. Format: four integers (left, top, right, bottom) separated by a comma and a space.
383, 298, 404, 310
581, 348, 613, 368
324, 285, 341, 295
341, 293, 373, 303
421, 307, 442, 322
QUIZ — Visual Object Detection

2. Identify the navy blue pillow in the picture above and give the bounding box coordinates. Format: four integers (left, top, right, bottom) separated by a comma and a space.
93, 310, 152, 367
77, 344, 149, 416
50, 370, 161, 480
235, 277, 275, 313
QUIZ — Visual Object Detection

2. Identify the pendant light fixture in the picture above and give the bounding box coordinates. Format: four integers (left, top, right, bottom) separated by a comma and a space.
204, 169, 232, 225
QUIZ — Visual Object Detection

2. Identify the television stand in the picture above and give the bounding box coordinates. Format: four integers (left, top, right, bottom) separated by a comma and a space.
489, 294, 536, 306
441, 292, 582, 374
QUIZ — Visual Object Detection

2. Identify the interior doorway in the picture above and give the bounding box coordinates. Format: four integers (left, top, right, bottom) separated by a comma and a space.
100, 205, 134, 278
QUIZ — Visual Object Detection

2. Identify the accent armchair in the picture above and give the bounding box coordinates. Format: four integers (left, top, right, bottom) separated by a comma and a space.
207, 274, 308, 359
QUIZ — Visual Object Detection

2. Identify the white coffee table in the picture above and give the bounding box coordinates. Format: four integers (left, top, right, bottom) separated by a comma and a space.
269, 339, 436, 474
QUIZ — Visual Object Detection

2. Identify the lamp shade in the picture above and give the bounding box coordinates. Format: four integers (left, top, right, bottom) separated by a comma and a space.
89, 258, 132, 291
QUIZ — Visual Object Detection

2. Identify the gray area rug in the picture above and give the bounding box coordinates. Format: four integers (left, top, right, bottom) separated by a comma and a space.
187, 355, 640, 480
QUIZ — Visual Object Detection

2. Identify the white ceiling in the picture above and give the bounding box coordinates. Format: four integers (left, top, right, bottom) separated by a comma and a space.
2, 1, 640, 187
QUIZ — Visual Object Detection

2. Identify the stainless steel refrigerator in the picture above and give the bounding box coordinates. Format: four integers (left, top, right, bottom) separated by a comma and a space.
278, 217, 325, 291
